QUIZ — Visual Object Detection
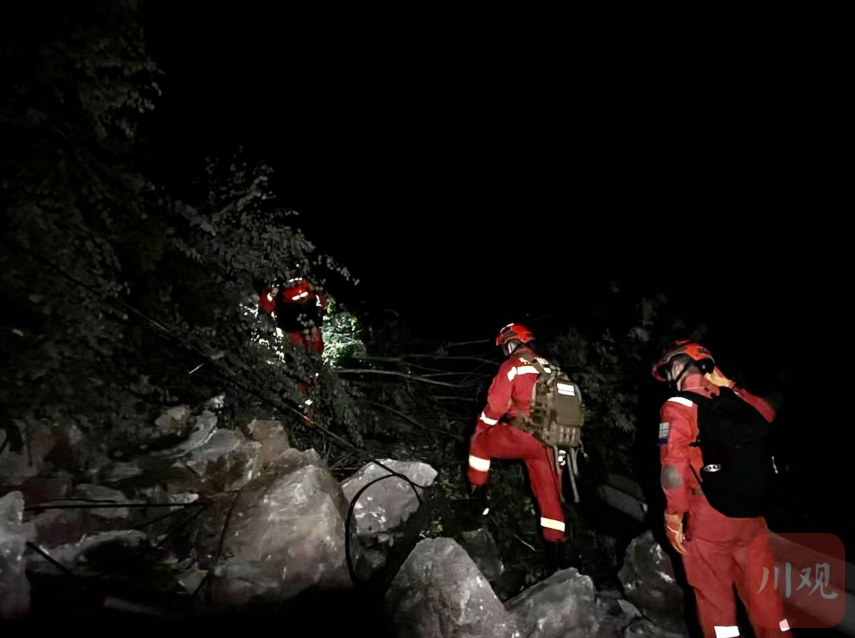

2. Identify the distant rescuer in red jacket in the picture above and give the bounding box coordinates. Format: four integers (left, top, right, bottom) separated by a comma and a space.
259, 277, 328, 355
653, 340, 790, 638
468, 323, 571, 570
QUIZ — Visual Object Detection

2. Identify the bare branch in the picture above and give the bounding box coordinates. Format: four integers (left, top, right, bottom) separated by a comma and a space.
363, 400, 465, 440
335, 368, 459, 387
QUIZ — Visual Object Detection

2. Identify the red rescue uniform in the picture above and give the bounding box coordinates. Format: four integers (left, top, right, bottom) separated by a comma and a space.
468, 345, 565, 542
259, 284, 328, 355
659, 374, 789, 638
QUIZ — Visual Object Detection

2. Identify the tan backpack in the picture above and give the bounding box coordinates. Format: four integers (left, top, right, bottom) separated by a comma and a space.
513, 355, 585, 448
511, 354, 587, 503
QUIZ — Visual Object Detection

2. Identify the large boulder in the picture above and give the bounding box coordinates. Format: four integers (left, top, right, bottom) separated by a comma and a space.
206, 448, 351, 606
505, 567, 600, 638
618, 531, 689, 635
342, 459, 437, 537
385, 537, 517, 638
342, 459, 437, 580
0, 492, 34, 618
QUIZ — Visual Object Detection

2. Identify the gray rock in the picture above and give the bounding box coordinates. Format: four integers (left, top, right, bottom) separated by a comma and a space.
460, 527, 504, 582
151, 410, 218, 458
25, 530, 150, 576
618, 599, 643, 619
177, 563, 209, 594
208, 455, 351, 605
385, 537, 518, 638
27, 507, 87, 548
176, 429, 262, 493
47, 424, 111, 479
342, 459, 437, 538
0, 492, 34, 618
355, 548, 387, 581
0, 423, 58, 484
247, 419, 290, 469
594, 594, 644, 638
73, 484, 131, 520
623, 618, 690, 638
100, 461, 143, 483
154, 405, 193, 438
505, 567, 600, 638
10, 474, 74, 504
618, 531, 689, 635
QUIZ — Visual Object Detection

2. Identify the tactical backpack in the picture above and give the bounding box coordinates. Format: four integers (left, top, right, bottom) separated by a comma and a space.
512, 355, 587, 502
676, 387, 777, 518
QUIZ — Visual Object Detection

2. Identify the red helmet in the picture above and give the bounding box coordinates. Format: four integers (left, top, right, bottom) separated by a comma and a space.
652, 340, 715, 382
496, 323, 535, 347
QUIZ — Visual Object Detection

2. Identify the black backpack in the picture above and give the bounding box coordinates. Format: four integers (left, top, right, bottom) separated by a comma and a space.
676, 387, 776, 518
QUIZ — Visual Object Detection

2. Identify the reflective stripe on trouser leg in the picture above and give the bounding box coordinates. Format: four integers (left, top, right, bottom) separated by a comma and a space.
714, 627, 740, 638
779, 619, 790, 632
541, 517, 565, 532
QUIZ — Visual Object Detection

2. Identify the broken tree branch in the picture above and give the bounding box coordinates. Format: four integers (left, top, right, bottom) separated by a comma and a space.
335, 369, 460, 387
363, 400, 465, 440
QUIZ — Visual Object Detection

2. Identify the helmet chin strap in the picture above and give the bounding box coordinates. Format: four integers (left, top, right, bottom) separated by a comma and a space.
503, 340, 521, 357
668, 361, 691, 390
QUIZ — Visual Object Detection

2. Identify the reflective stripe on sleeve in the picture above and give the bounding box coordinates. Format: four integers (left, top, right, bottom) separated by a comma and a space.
508, 366, 539, 381
667, 397, 695, 408
480, 412, 499, 425
468, 455, 491, 472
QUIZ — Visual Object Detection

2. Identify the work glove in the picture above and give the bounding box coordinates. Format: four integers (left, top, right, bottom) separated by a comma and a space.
705, 366, 734, 388
664, 512, 688, 555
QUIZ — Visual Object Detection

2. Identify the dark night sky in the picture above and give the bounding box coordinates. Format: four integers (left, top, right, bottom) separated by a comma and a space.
139, 2, 804, 353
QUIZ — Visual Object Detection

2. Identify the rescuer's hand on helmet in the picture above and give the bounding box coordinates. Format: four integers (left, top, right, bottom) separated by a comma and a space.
705, 366, 733, 388
664, 512, 688, 555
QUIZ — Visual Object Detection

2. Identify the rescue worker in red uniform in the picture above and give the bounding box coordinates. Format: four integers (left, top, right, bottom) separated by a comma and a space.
654, 340, 790, 638
259, 277, 328, 354
468, 324, 571, 569
259, 277, 328, 427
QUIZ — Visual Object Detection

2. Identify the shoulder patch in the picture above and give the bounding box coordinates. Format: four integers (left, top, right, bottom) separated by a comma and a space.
658, 421, 670, 445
